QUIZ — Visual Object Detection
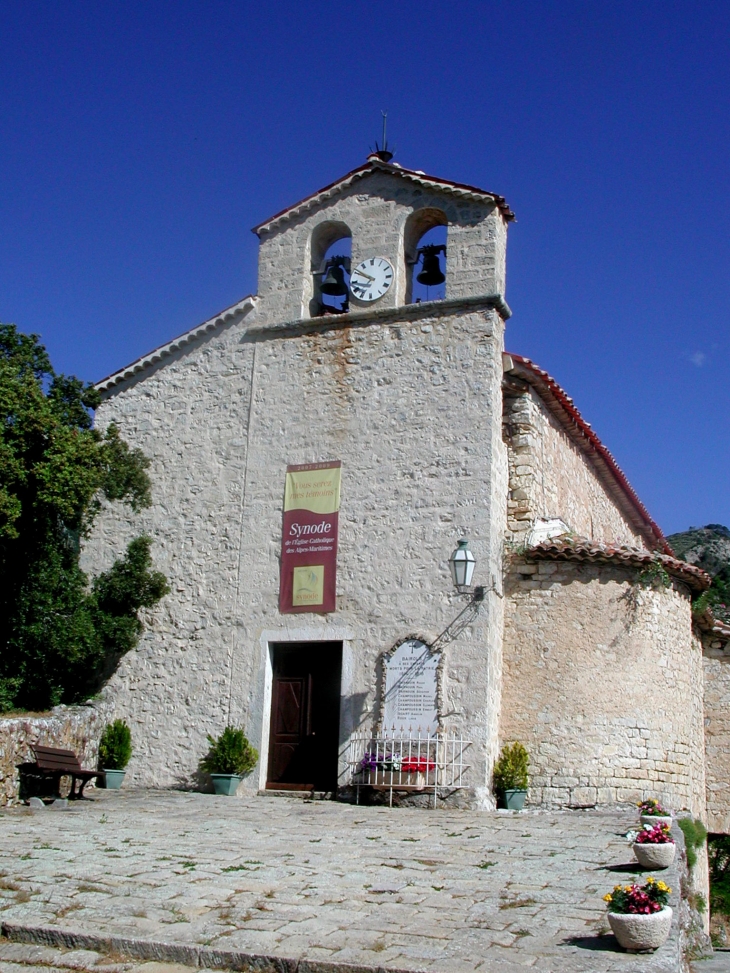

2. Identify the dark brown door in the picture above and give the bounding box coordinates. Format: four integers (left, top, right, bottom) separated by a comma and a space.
267, 642, 342, 791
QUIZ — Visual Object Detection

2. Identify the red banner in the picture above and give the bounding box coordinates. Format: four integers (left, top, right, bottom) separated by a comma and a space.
279, 462, 341, 614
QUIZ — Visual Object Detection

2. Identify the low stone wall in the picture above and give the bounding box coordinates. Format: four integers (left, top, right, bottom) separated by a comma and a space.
0, 701, 113, 806
501, 558, 707, 817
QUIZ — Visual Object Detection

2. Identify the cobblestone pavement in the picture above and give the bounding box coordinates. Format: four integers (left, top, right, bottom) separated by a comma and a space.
0, 939, 210, 973
0, 789, 687, 972
690, 951, 730, 972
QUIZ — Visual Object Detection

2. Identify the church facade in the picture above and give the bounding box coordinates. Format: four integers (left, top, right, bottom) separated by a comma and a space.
83, 155, 730, 828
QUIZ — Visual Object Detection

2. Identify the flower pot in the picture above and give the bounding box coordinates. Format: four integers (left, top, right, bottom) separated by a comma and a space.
102, 769, 126, 790
633, 841, 675, 869
608, 907, 672, 952
368, 770, 426, 791
640, 814, 672, 829
210, 774, 242, 796
503, 789, 527, 810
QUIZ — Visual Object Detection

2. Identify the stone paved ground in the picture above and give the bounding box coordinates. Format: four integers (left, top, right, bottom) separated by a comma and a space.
0, 789, 690, 972
691, 952, 730, 972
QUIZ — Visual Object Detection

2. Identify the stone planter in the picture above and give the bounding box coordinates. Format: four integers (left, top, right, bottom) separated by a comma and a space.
608, 907, 672, 952
369, 770, 426, 791
632, 841, 676, 869
503, 789, 527, 810
102, 769, 126, 790
210, 774, 241, 796
640, 814, 672, 829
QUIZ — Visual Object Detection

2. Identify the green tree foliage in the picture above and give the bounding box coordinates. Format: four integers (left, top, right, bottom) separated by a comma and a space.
695, 566, 730, 624
709, 835, 730, 917
668, 525, 730, 624
0, 324, 169, 712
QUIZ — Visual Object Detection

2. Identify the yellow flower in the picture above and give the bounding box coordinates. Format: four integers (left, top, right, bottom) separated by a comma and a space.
624, 885, 633, 892
646, 876, 655, 883
603, 894, 613, 902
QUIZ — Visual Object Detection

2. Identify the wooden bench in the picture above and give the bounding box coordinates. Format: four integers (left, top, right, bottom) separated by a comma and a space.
25, 745, 104, 800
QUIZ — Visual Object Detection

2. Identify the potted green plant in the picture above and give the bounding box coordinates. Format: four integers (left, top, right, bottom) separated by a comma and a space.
493, 741, 529, 810
199, 726, 259, 796
603, 876, 673, 951
99, 719, 132, 789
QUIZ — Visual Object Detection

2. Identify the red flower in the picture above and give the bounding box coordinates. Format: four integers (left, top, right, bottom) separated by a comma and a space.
636, 823, 673, 845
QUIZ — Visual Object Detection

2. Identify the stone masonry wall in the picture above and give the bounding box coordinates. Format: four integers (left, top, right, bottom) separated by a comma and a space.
501, 558, 706, 816
83, 302, 509, 805
703, 648, 730, 833
503, 386, 649, 548
0, 700, 112, 806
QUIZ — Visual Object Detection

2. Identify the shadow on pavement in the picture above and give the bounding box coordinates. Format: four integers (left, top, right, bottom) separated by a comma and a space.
599, 862, 645, 873
562, 934, 624, 953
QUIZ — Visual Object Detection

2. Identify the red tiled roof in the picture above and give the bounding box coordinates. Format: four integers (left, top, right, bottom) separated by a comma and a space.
529, 537, 711, 591
252, 157, 515, 236
504, 354, 672, 555
695, 607, 730, 644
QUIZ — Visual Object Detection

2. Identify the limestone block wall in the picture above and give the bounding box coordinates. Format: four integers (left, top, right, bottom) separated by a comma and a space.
82, 313, 260, 787
0, 701, 112, 806
501, 558, 706, 816
503, 387, 648, 548
83, 303, 509, 805
703, 649, 730, 833
256, 170, 507, 322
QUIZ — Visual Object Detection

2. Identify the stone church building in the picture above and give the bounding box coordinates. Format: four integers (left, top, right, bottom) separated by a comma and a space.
84, 154, 730, 828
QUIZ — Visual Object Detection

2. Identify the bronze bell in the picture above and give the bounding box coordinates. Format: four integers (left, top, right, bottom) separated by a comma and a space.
416, 245, 445, 287
320, 262, 349, 297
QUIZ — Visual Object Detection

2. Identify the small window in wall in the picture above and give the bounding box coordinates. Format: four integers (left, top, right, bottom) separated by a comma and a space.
310, 222, 352, 317
405, 209, 448, 305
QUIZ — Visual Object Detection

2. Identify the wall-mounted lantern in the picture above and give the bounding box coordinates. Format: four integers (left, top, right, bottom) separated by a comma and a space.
449, 539, 476, 593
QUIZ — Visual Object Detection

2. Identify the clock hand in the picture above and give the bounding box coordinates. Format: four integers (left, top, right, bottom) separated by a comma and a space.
352, 270, 375, 282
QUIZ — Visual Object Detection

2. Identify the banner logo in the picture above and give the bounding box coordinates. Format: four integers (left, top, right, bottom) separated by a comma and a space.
279, 462, 341, 614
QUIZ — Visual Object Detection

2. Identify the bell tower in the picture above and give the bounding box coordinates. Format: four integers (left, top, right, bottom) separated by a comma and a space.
252, 156, 513, 324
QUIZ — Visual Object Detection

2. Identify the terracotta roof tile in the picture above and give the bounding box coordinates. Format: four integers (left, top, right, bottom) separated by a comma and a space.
696, 608, 730, 644
252, 158, 515, 236
504, 353, 671, 555
528, 537, 711, 591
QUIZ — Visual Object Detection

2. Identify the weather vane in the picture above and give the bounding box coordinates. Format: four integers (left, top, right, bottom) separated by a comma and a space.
372, 110, 394, 163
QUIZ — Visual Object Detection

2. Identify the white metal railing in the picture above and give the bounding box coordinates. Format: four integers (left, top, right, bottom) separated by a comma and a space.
348, 729, 471, 807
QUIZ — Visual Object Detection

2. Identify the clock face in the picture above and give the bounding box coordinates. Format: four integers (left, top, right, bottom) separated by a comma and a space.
350, 257, 394, 303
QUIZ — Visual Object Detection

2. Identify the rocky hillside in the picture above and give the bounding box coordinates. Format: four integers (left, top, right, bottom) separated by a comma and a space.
667, 524, 730, 623
667, 524, 730, 576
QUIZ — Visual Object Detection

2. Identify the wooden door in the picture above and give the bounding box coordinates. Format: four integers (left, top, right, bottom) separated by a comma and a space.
266, 642, 342, 791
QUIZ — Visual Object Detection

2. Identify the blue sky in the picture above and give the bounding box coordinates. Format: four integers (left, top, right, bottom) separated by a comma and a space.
1, 1, 728, 536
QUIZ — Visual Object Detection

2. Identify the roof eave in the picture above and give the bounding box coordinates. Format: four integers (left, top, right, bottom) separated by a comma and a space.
251, 159, 515, 237
503, 353, 671, 555
526, 539, 711, 592
96, 295, 257, 395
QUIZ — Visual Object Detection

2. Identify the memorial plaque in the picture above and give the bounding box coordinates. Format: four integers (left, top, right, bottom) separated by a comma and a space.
383, 639, 440, 735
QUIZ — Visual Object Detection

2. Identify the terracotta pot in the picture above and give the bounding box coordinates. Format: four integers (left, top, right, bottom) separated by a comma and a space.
640, 813, 672, 830
632, 841, 676, 869
608, 907, 672, 952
